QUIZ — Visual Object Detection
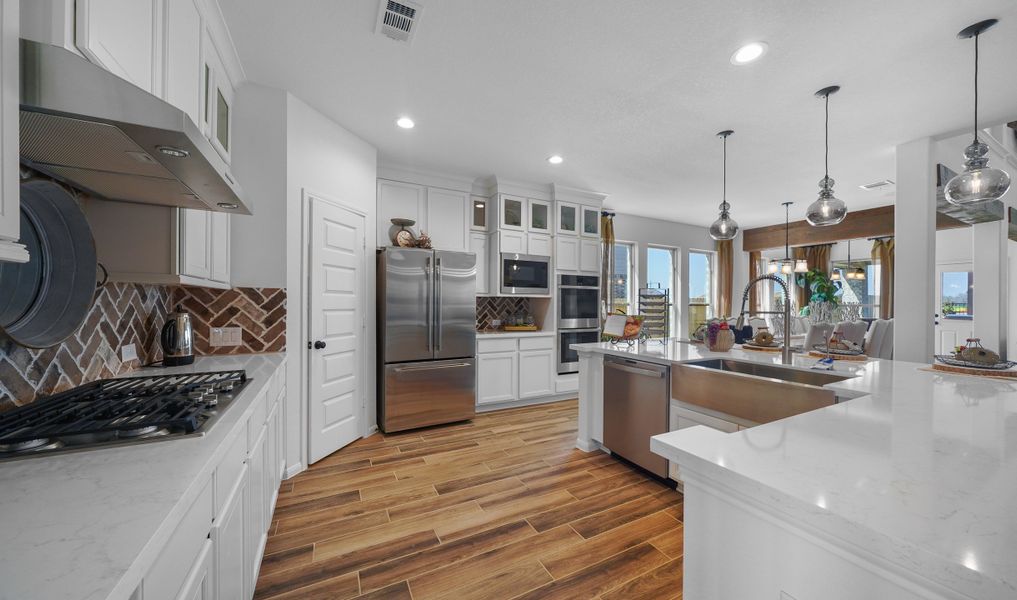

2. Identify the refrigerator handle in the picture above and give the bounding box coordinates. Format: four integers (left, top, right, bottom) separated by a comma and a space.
425, 256, 433, 352
435, 256, 443, 351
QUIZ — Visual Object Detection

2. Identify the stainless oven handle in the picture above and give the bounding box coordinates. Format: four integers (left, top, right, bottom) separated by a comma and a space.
604, 362, 665, 378
558, 285, 600, 290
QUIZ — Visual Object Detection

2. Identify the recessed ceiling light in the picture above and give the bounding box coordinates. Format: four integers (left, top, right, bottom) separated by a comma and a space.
547, 155, 564, 165
396, 117, 415, 129
731, 42, 768, 65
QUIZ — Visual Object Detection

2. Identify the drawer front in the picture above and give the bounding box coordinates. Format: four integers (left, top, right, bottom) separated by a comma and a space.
477, 337, 518, 353
143, 475, 214, 600
518, 336, 554, 351
215, 431, 247, 517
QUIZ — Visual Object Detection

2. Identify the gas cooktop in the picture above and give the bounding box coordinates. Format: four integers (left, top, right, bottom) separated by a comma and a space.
0, 370, 249, 460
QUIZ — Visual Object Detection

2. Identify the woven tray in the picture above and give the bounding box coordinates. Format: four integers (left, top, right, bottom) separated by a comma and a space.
741, 343, 783, 353
808, 350, 869, 361
928, 362, 1017, 379
502, 325, 539, 332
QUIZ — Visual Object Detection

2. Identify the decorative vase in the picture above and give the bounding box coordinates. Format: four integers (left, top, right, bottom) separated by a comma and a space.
709, 329, 735, 352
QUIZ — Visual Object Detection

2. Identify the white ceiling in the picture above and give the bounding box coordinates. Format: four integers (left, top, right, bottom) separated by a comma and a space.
217, 0, 1017, 228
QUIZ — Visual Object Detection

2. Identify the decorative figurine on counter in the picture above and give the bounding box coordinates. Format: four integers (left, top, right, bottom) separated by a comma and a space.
706, 321, 735, 352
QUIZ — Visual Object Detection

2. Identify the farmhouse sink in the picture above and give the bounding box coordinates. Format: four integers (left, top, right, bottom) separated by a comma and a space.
672, 359, 854, 425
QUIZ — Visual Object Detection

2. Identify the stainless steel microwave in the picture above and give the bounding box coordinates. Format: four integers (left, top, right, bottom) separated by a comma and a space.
500, 253, 550, 295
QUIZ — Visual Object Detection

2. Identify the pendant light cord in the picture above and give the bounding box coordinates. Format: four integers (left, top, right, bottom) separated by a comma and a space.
784, 203, 790, 258
973, 32, 980, 143
824, 93, 830, 179
722, 135, 727, 206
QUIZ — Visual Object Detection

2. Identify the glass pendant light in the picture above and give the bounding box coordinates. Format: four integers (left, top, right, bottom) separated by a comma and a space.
769, 202, 804, 275
709, 130, 740, 241
841, 239, 866, 280
945, 19, 1011, 205
806, 86, 848, 227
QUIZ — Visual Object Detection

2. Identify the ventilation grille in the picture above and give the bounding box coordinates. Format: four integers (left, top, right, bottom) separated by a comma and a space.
376, 0, 422, 43
858, 179, 895, 191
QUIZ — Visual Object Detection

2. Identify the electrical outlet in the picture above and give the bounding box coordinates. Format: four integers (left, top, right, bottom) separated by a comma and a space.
209, 327, 224, 346
121, 343, 138, 363
224, 327, 242, 346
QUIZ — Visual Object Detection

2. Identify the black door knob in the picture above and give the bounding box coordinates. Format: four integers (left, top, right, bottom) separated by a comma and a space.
313, 340, 326, 349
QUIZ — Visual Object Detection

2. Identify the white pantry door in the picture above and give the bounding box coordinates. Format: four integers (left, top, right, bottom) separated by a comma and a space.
308, 196, 365, 464
934, 262, 974, 355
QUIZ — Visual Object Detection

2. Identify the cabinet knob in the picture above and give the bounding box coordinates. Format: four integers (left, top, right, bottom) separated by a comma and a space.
312, 340, 326, 350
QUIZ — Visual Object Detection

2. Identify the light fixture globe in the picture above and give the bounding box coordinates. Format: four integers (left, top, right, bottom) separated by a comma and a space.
806, 176, 848, 226
946, 18, 1010, 204
945, 141, 1011, 204
709, 203, 739, 241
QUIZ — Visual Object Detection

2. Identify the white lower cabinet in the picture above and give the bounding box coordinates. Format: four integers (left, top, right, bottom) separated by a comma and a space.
176, 538, 214, 600
245, 423, 269, 593
477, 351, 518, 404
477, 335, 556, 405
518, 349, 554, 399
213, 462, 248, 600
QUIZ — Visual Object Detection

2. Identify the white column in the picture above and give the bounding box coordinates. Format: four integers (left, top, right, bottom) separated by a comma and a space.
894, 138, 937, 363
972, 220, 1009, 359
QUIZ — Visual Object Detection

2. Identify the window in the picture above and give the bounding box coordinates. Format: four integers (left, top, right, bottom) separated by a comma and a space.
831, 260, 881, 318
646, 246, 678, 338
611, 242, 635, 314
688, 250, 715, 332
941, 271, 973, 318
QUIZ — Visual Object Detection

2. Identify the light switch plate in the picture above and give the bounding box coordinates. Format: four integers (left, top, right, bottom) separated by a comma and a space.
224, 327, 242, 346
121, 343, 138, 363
209, 327, 224, 346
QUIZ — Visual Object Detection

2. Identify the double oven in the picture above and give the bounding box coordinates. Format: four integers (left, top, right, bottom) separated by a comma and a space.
557, 274, 600, 374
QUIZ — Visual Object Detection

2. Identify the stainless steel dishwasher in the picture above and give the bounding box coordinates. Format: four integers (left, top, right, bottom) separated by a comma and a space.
603, 355, 670, 478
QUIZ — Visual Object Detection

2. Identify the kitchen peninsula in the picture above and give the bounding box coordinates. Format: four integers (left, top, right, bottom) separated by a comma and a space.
573, 341, 1017, 600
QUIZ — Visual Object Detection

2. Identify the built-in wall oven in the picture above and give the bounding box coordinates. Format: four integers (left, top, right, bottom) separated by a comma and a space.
557, 328, 601, 374
500, 253, 550, 295
558, 274, 599, 328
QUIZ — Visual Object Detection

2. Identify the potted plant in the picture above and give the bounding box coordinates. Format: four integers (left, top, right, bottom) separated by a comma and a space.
796, 268, 839, 318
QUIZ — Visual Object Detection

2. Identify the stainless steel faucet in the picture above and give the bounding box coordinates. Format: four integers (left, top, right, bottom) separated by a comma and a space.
734, 274, 793, 365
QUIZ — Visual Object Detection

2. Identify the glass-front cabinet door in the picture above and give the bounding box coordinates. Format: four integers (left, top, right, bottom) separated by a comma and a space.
581, 206, 600, 237
500, 194, 525, 231
471, 197, 488, 230
557, 201, 579, 235
528, 199, 551, 234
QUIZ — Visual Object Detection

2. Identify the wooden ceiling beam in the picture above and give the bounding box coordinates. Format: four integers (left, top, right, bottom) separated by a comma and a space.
742, 205, 968, 252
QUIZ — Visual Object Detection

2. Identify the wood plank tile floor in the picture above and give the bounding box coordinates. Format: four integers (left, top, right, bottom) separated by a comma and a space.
255, 399, 684, 600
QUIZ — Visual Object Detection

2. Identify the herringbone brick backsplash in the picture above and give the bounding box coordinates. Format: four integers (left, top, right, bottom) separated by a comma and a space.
476, 297, 531, 330
0, 283, 286, 411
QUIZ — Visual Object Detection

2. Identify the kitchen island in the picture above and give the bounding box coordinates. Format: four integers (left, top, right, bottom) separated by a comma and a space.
572, 341, 1017, 600
0, 353, 286, 600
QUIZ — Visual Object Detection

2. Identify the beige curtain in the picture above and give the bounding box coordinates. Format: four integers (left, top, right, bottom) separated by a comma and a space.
872, 238, 895, 319
600, 212, 615, 320
717, 239, 733, 318
748, 250, 761, 313
792, 247, 808, 309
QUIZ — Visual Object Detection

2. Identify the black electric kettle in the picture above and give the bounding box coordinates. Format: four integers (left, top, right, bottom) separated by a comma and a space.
161, 305, 195, 366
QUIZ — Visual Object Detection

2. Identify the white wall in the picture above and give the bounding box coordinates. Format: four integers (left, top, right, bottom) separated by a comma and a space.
285, 94, 378, 472
610, 212, 718, 337
935, 227, 973, 264
231, 83, 288, 287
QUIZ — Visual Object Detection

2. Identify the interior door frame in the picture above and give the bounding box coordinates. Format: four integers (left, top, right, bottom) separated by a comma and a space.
300, 188, 370, 468
934, 259, 974, 355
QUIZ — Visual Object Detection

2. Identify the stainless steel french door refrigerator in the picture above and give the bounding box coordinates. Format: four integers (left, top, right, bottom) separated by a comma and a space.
377, 248, 477, 432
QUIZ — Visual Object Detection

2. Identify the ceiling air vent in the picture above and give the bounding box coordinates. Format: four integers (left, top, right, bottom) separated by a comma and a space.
376, 0, 423, 43
858, 179, 895, 191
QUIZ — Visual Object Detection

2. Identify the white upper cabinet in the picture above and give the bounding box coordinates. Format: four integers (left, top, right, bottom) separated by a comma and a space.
555, 236, 579, 272
377, 180, 426, 245
209, 211, 230, 283
469, 232, 490, 295
425, 188, 469, 252
499, 194, 526, 231
579, 238, 600, 273
162, 0, 203, 127
0, 0, 26, 263
470, 196, 489, 231
76, 0, 156, 92
557, 201, 579, 235
581, 205, 600, 238
180, 208, 212, 280
527, 234, 552, 257
527, 199, 551, 234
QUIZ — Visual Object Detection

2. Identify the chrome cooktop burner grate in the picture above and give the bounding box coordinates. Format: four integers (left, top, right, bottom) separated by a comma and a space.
0, 370, 248, 459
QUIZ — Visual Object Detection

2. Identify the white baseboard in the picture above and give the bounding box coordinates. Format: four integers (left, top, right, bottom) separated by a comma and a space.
475, 393, 576, 413
284, 462, 305, 480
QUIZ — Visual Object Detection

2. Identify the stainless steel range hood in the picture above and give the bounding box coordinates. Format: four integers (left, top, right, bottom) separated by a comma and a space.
19, 39, 250, 215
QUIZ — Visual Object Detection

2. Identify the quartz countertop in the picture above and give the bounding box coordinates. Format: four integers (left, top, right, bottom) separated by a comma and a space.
572, 341, 1016, 599
0, 353, 286, 600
